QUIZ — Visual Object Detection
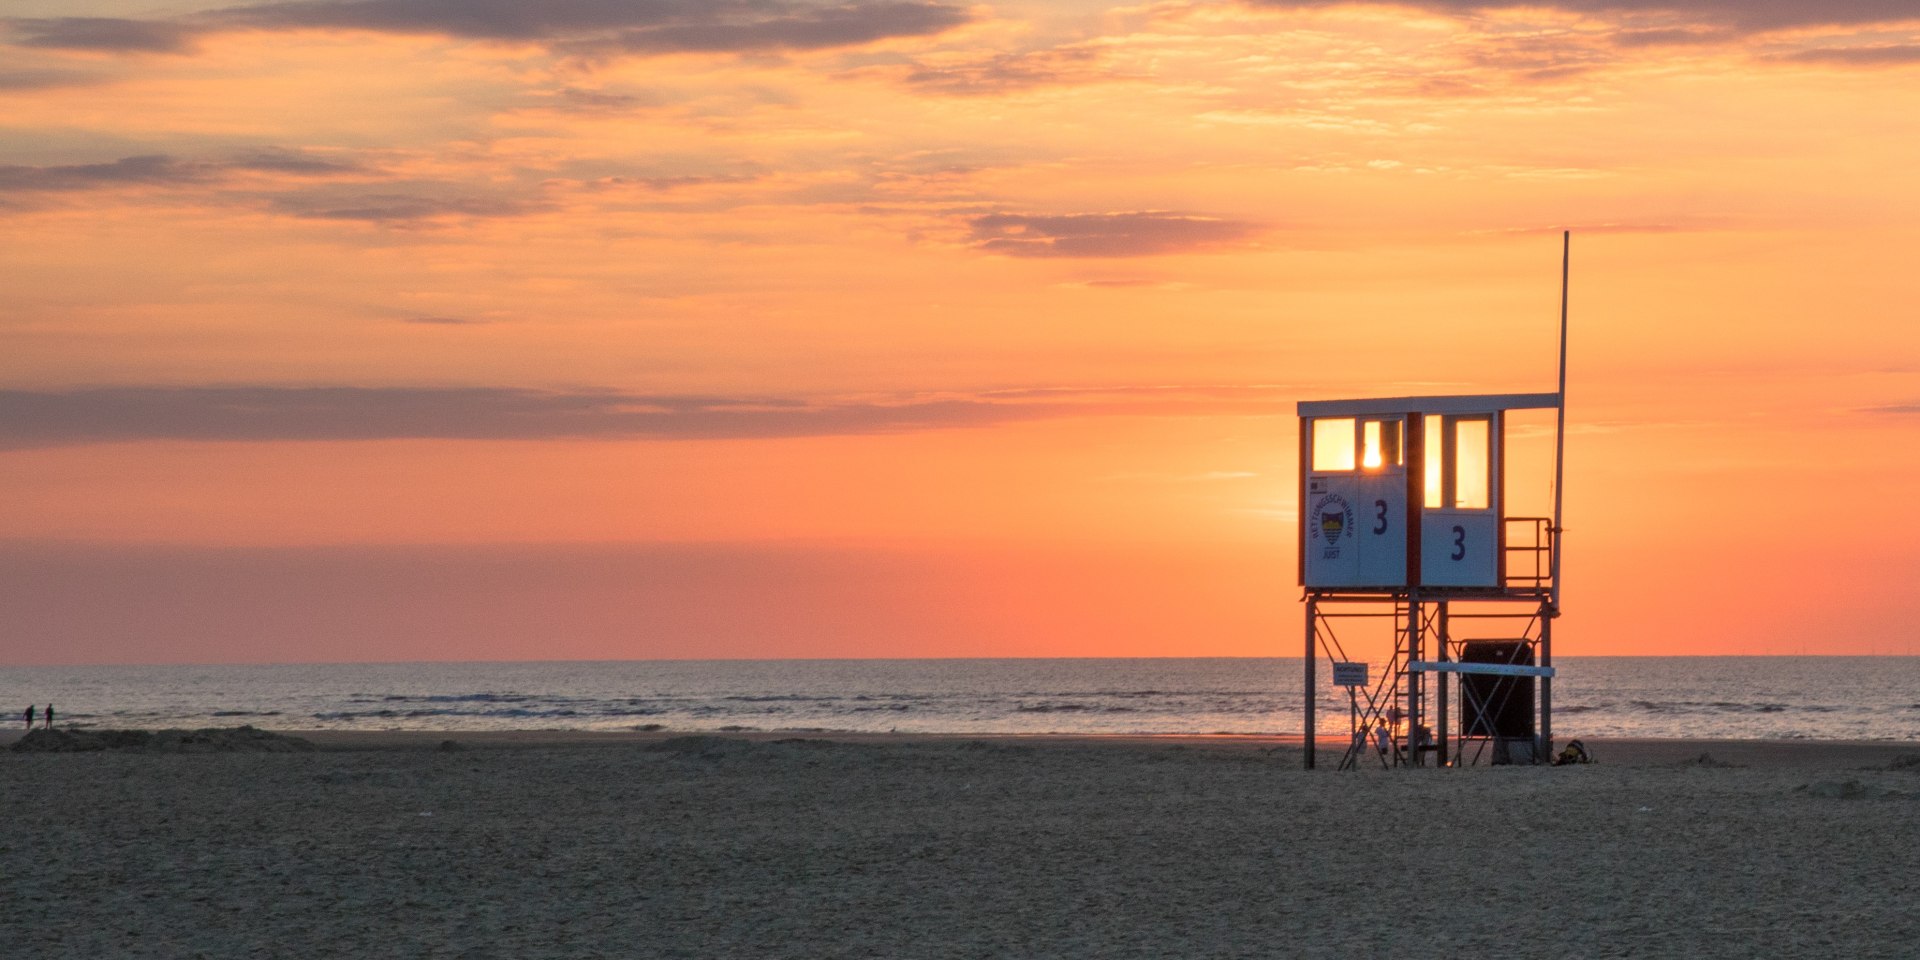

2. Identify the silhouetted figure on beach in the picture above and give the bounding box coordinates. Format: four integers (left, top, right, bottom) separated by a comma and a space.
45, 703, 54, 729
23, 705, 33, 730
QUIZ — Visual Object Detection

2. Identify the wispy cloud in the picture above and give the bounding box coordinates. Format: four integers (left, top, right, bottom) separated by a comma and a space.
0, 155, 206, 192
1241, 1, 1920, 36
399, 315, 489, 326
6, 17, 198, 53
229, 149, 365, 175
1775, 45, 1920, 66
268, 191, 544, 223
968, 212, 1263, 258
1099, 469, 1262, 483
1609, 26, 1734, 47
0, 384, 1300, 449
0, 151, 363, 194
0, 150, 755, 224
0, 67, 108, 90
1462, 29, 1621, 81
571, 172, 764, 193
1071, 278, 1192, 290
201, 0, 698, 39
8, 1, 972, 59
900, 46, 1117, 96
561, 2, 970, 57
535, 87, 667, 115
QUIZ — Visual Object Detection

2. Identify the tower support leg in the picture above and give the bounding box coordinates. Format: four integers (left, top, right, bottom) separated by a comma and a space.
1304, 596, 1317, 770
1406, 594, 1422, 767
1436, 600, 1450, 767
1539, 600, 1553, 762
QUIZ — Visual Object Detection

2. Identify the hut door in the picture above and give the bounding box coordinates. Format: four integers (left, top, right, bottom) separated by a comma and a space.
1420, 414, 1501, 587
1304, 416, 1409, 588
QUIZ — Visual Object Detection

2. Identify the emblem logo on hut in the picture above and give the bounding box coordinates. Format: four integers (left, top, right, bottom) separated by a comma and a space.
1320, 510, 1344, 541
1309, 493, 1354, 559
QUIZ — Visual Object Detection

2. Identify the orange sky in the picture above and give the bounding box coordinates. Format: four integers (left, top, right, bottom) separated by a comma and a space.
3, 0, 1918, 663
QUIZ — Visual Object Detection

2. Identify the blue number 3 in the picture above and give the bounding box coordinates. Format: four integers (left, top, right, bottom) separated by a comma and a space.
1451, 525, 1466, 561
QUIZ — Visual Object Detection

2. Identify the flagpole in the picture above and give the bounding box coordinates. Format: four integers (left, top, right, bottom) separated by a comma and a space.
1551, 231, 1569, 613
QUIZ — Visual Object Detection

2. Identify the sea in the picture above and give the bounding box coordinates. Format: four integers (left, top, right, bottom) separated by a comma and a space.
4, 658, 1919, 741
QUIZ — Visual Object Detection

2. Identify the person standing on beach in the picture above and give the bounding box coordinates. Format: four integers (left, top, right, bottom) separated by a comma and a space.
23, 705, 33, 730
45, 703, 54, 729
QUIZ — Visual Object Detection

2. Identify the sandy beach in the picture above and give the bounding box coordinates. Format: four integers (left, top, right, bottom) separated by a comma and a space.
4, 730, 1918, 959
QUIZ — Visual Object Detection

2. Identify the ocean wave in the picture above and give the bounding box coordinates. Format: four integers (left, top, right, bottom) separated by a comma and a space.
311, 705, 670, 721
1625, 699, 1852, 715
374, 693, 543, 704
16, 657, 1920, 740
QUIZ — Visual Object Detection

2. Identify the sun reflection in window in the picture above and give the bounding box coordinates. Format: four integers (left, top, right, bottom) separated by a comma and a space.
1312, 418, 1356, 471
1455, 418, 1490, 509
1423, 415, 1443, 508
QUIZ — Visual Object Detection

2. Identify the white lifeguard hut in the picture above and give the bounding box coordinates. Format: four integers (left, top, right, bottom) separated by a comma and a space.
1300, 234, 1571, 769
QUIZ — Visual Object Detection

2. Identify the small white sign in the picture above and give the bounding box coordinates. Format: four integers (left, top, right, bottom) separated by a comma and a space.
1332, 662, 1368, 687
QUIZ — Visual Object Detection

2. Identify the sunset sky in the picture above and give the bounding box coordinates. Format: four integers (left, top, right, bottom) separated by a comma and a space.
3, 0, 1918, 664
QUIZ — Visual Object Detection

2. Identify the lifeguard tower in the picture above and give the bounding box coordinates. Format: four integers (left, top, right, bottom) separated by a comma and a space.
1299, 235, 1570, 769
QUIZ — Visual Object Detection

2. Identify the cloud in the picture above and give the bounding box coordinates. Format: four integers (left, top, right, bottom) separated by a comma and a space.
542, 87, 665, 114
0, 387, 1025, 447
975, 383, 1295, 404
569, 2, 971, 56
1776, 45, 1920, 66
967, 212, 1262, 258
0, 151, 363, 194
900, 46, 1116, 95
0, 152, 541, 226
0, 68, 108, 90
1609, 26, 1733, 46
0, 155, 204, 192
6, 17, 198, 53
399, 315, 488, 325
1461, 31, 1620, 80
201, 0, 668, 38
7, 0, 971, 59
574, 173, 762, 192
1241, 1, 1920, 36
268, 192, 543, 223
228, 149, 366, 175
0, 384, 1299, 448
1862, 402, 1920, 415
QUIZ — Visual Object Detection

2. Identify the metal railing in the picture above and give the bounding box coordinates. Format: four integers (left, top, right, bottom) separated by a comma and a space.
1503, 516, 1554, 591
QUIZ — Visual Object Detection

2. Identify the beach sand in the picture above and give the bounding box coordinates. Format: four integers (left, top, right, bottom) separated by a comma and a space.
4, 730, 1917, 958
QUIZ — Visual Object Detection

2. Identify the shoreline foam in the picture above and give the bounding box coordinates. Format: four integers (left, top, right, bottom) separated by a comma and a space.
8, 725, 1912, 769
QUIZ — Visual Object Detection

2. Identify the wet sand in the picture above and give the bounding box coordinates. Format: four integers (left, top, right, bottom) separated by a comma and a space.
4, 730, 1918, 958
